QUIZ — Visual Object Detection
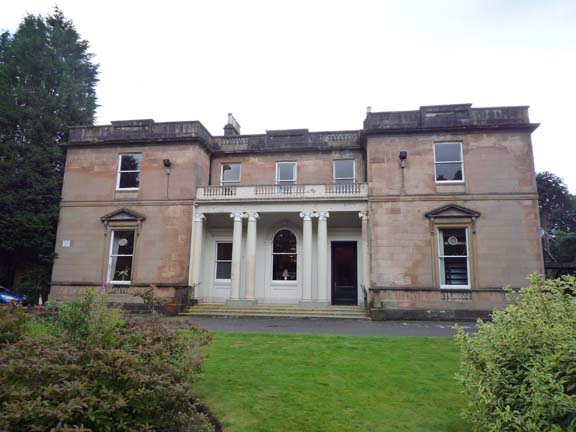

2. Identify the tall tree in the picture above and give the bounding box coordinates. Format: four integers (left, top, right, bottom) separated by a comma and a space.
0, 9, 98, 297
536, 171, 576, 233
536, 172, 576, 266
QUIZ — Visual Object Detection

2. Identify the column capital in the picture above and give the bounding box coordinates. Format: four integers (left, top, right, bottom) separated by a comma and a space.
246, 212, 260, 222
230, 212, 246, 222
299, 211, 314, 221
194, 212, 206, 222
358, 211, 368, 221
313, 211, 330, 221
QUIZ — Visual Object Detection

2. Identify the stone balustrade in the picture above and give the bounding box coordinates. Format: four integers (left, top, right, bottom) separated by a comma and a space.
197, 183, 368, 201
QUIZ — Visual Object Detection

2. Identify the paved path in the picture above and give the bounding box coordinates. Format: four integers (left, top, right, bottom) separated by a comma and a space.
165, 316, 477, 337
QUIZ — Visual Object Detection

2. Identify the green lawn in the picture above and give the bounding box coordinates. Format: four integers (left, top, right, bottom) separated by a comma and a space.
196, 332, 468, 432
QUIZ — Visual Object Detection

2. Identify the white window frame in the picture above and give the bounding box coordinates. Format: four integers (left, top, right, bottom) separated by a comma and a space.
434, 142, 464, 184
333, 159, 356, 183
275, 161, 297, 185
116, 154, 141, 191
438, 227, 470, 289
220, 163, 241, 186
271, 228, 298, 283
214, 241, 233, 282
107, 229, 135, 285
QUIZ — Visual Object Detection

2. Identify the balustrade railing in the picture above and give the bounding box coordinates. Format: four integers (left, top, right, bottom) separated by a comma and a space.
326, 183, 363, 194
197, 183, 367, 200
255, 184, 306, 196
203, 185, 238, 197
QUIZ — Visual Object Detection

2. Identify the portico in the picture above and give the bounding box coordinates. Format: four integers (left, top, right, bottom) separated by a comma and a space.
188, 200, 369, 306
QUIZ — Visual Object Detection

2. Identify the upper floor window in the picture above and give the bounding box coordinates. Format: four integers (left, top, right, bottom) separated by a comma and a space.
221, 163, 241, 185
434, 142, 463, 183
333, 159, 355, 183
107, 229, 135, 284
116, 154, 141, 190
272, 229, 297, 281
276, 162, 297, 185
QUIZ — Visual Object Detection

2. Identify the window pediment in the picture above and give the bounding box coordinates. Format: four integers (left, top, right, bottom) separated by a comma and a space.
101, 208, 146, 236
425, 204, 480, 219
101, 208, 146, 222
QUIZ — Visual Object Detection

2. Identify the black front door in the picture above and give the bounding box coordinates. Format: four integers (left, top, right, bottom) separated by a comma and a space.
331, 241, 357, 305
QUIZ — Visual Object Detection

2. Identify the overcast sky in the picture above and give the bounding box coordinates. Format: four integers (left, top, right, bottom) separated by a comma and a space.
3, 0, 576, 191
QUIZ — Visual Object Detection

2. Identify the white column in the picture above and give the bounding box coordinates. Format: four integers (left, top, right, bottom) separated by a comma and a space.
244, 212, 259, 303
359, 211, 370, 290
315, 211, 330, 305
190, 212, 206, 297
229, 212, 245, 302
299, 211, 314, 303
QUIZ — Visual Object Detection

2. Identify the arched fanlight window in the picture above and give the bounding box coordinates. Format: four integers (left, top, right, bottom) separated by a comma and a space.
272, 229, 297, 281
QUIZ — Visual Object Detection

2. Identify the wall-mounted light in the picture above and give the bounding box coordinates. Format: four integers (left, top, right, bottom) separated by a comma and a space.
399, 151, 408, 169
163, 159, 172, 175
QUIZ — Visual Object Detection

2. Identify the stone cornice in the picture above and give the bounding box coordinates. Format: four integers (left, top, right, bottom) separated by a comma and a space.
369, 193, 538, 202
60, 199, 195, 207
364, 123, 539, 136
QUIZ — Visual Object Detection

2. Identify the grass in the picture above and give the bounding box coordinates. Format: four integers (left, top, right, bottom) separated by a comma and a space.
196, 332, 468, 432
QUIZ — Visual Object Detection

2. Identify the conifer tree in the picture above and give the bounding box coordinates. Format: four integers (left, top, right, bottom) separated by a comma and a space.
0, 8, 98, 298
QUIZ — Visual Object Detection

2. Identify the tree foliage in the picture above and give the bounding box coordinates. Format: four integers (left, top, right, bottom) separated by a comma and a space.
536, 172, 576, 232
536, 172, 576, 264
456, 275, 576, 431
0, 8, 98, 296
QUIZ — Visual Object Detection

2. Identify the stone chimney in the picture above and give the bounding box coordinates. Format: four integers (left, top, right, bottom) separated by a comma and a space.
223, 113, 241, 136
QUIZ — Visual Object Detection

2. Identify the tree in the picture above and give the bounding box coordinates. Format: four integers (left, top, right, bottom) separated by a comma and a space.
0, 9, 98, 299
536, 171, 576, 232
536, 172, 576, 267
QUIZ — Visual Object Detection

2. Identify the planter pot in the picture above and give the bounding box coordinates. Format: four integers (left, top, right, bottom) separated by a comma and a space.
166, 303, 180, 316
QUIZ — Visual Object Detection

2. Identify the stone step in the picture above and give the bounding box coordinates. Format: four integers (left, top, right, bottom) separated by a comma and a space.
181, 311, 370, 320
189, 306, 364, 313
181, 304, 369, 319
191, 303, 362, 310
184, 308, 367, 316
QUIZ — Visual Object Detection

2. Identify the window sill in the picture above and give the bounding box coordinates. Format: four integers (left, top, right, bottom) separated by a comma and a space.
440, 285, 471, 290
435, 181, 465, 185
115, 188, 140, 192
271, 280, 297, 285
109, 281, 131, 285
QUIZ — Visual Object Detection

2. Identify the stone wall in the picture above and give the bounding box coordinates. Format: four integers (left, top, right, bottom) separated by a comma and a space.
62, 142, 210, 202
51, 140, 209, 302
366, 128, 543, 314
211, 149, 365, 185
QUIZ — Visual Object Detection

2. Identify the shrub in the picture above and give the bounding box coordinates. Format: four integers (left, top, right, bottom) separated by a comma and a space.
0, 292, 215, 432
456, 274, 576, 432
132, 285, 167, 312
0, 304, 30, 344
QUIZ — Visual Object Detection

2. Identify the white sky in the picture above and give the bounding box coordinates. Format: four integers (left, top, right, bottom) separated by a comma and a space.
3, 0, 576, 191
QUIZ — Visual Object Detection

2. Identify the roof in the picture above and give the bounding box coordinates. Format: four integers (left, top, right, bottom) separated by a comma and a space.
64, 104, 539, 152
364, 104, 539, 134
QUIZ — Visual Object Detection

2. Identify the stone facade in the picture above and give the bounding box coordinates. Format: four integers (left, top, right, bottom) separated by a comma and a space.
50, 105, 543, 319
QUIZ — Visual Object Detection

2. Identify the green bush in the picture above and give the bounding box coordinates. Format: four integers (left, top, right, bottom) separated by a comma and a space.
0, 304, 30, 344
0, 292, 215, 432
456, 274, 576, 431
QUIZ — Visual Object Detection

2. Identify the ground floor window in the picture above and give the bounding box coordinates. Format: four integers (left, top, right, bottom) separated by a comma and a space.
215, 242, 232, 280
272, 229, 297, 281
438, 227, 469, 288
108, 230, 135, 284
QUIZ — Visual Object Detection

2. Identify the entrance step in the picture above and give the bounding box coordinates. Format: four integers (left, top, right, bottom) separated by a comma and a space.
181, 303, 370, 320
